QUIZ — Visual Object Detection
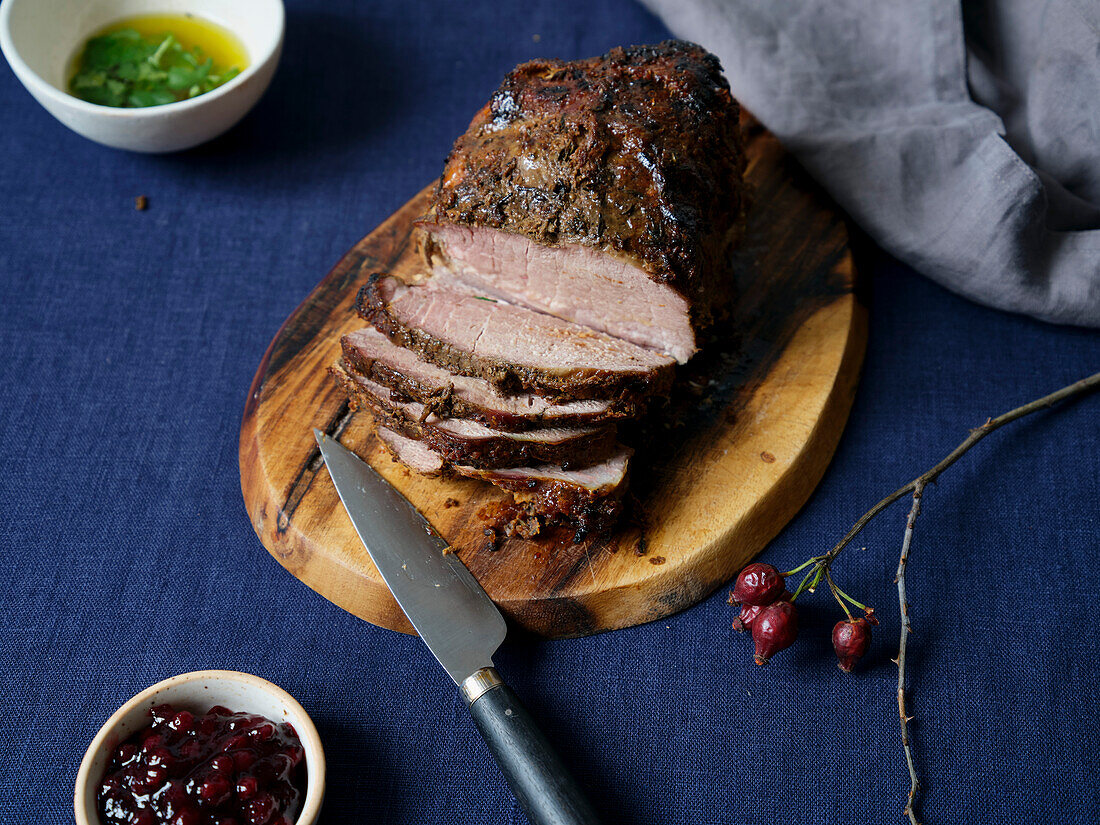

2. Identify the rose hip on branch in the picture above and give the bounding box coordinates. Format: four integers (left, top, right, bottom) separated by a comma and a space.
731, 562, 786, 606
752, 601, 799, 665
732, 603, 763, 633
729, 554, 871, 668
731, 589, 793, 633
833, 617, 874, 672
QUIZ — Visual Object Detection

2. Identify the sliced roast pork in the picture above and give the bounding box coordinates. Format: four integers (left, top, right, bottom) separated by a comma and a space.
459, 449, 631, 536
420, 223, 696, 364
357, 273, 675, 400
376, 426, 445, 476
333, 367, 616, 468
376, 427, 631, 534
418, 40, 747, 363
330, 41, 747, 536
340, 326, 632, 431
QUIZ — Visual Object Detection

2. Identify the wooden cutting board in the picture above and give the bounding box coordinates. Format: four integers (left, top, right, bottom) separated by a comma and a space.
239, 119, 866, 638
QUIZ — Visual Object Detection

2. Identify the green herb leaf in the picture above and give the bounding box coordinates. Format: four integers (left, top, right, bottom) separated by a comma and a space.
147, 34, 175, 68
70, 70, 107, 90
113, 61, 139, 81
166, 66, 195, 90
127, 88, 176, 107
69, 24, 243, 108
81, 30, 149, 71
135, 61, 166, 83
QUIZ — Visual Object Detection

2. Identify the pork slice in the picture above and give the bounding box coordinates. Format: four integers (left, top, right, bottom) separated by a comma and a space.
420, 222, 696, 363
357, 274, 675, 400
458, 449, 630, 496
458, 447, 631, 535
376, 427, 444, 476
376, 426, 630, 533
334, 368, 617, 468
341, 326, 632, 431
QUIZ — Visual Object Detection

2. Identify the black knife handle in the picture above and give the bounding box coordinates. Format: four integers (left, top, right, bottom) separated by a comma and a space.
467, 677, 603, 825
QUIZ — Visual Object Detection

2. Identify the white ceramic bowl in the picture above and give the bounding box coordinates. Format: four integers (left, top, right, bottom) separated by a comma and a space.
0, 0, 284, 152
74, 670, 325, 825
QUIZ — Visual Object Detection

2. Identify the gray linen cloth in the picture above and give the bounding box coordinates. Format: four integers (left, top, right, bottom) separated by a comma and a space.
639, 0, 1100, 326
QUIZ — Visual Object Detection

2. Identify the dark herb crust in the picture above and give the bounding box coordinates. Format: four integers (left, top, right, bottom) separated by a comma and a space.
484, 474, 626, 537
427, 40, 747, 327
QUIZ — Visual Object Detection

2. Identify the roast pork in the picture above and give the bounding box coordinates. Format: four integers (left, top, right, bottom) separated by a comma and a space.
418, 40, 746, 363
333, 41, 746, 536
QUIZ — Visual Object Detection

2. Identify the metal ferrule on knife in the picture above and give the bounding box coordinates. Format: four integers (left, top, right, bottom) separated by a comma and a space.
461, 667, 503, 703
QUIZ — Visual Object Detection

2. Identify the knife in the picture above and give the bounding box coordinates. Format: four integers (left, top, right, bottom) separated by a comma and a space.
314, 430, 603, 825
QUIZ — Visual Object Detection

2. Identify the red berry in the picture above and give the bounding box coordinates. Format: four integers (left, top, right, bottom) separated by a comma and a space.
223, 734, 250, 753
169, 711, 195, 733
233, 749, 257, 771
284, 745, 304, 767
249, 723, 276, 742
98, 704, 307, 825
833, 618, 873, 672
732, 589, 792, 632
732, 563, 785, 606
245, 793, 276, 825
732, 603, 763, 632
162, 780, 190, 809
179, 740, 205, 762
198, 772, 233, 806
236, 774, 259, 801
142, 733, 164, 753
147, 746, 175, 770
752, 601, 799, 665
141, 764, 168, 790
209, 754, 235, 774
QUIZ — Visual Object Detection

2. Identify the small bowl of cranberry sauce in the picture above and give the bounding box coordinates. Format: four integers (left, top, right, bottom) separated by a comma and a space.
75, 670, 325, 825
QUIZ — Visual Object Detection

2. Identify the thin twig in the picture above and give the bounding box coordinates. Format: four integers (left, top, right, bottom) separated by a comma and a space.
823, 371, 1100, 565
895, 481, 924, 825
820, 371, 1100, 824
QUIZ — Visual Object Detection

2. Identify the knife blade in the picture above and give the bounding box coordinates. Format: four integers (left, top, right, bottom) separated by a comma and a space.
314, 430, 602, 825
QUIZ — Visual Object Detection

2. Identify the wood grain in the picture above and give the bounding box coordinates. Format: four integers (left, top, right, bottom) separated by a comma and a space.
239, 120, 867, 638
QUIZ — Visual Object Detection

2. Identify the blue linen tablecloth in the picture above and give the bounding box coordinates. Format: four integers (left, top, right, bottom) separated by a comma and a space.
1, 1, 1098, 822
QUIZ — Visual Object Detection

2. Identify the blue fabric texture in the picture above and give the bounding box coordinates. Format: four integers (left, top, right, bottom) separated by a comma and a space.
1, 1, 1098, 823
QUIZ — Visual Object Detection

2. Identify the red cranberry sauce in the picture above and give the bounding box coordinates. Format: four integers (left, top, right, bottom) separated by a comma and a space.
97, 704, 307, 825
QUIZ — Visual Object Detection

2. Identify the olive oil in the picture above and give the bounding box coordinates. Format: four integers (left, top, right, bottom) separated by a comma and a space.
93, 14, 249, 72
68, 14, 249, 108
